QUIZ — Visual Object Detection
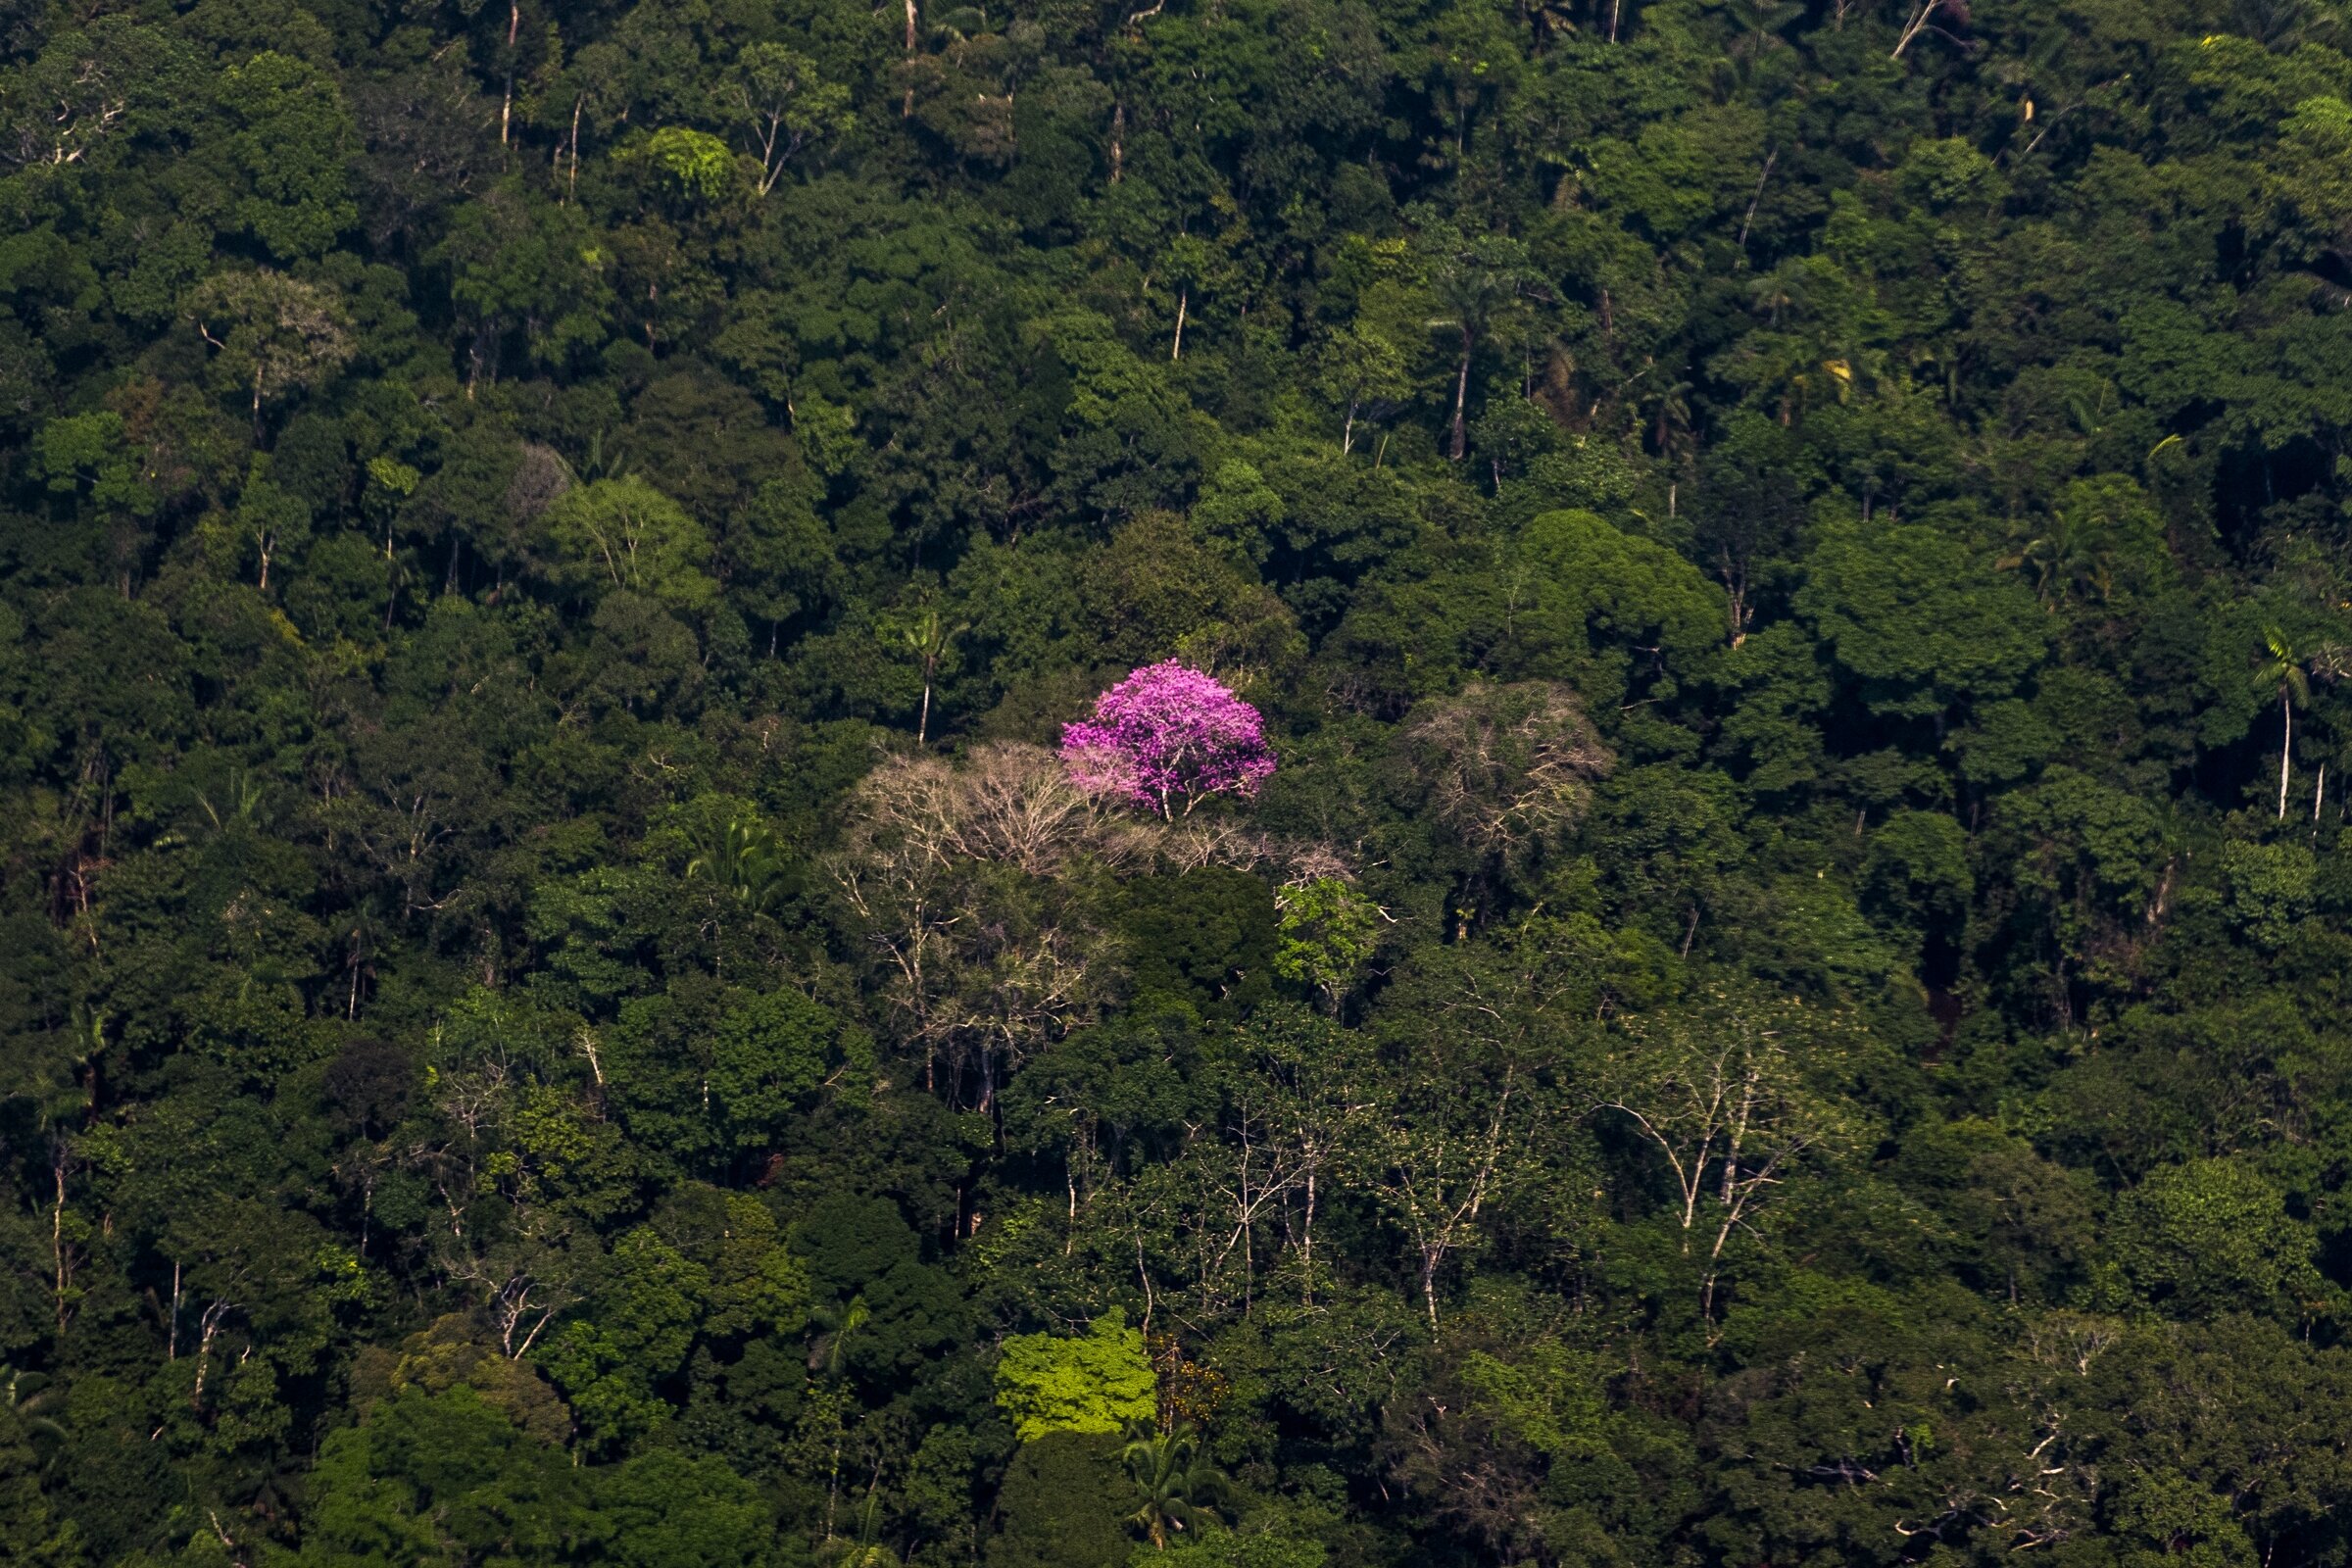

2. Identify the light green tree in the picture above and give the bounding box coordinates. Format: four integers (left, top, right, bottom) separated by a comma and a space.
2109, 1157, 2323, 1318
31, 413, 155, 518
995, 1308, 1158, 1442
640, 125, 739, 203
728, 43, 853, 195
536, 476, 719, 611
1316, 326, 1411, 457
1272, 878, 1382, 1013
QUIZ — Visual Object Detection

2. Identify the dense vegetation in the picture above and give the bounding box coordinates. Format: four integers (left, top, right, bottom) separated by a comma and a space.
9, 0, 2352, 1562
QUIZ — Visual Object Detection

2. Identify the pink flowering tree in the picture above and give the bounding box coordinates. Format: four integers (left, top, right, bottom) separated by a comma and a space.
1060, 662, 1277, 817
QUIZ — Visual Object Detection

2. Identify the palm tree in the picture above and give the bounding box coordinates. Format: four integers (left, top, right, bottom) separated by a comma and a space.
685, 816, 794, 915
2000, 513, 2104, 610
819, 1488, 903, 1568
808, 1295, 870, 1382
1723, 0, 1801, 62
925, 5, 989, 43
807, 1296, 872, 1543
0, 1368, 66, 1473
888, 602, 969, 748
1419, 225, 1538, 462
1121, 1421, 1230, 1550
2256, 627, 2317, 821
2254, 628, 2352, 819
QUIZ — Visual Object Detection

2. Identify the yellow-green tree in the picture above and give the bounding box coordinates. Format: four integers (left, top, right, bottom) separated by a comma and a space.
993, 1308, 1157, 1442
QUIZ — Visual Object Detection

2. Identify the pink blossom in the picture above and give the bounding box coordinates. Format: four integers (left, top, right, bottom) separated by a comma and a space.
1059, 662, 1277, 817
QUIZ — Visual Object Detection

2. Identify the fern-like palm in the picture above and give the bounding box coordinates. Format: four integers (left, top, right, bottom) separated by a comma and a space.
1121, 1421, 1230, 1550
819, 1489, 903, 1568
686, 816, 795, 915
0, 1368, 67, 1472
808, 1295, 871, 1382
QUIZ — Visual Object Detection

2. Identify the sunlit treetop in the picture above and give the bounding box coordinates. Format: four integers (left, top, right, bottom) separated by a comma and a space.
1059, 661, 1276, 818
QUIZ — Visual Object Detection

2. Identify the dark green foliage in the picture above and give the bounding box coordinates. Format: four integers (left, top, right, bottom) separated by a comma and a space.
1122, 868, 1277, 1018
296, 1385, 587, 1565
989, 1432, 1134, 1568
796, 1196, 920, 1305
8, 0, 2352, 1564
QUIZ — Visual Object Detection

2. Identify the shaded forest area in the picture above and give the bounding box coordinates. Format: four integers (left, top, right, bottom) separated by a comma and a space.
8, 0, 2352, 1563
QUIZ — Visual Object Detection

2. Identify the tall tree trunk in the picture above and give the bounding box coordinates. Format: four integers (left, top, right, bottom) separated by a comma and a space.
566, 96, 582, 202
500, 3, 519, 149
1300, 1168, 1317, 1304
903, 0, 918, 116
1891, 0, 1938, 56
1448, 327, 1473, 460
2279, 697, 2293, 821
1171, 289, 1187, 361
52, 1152, 71, 1335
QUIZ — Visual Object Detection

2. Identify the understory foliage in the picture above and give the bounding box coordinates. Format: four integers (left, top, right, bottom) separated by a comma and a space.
9, 0, 2352, 1566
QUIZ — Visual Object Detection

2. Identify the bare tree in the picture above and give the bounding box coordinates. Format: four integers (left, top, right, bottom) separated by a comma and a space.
1353, 921, 1595, 1328
832, 746, 1124, 1104
1891, 0, 1971, 57
835, 744, 1365, 1109
1379, 1059, 1532, 1331
1250, 1023, 1381, 1302
1596, 986, 1866, 1330
2020, 1310, 2124, 1379
1403, 681, 1614, 860
187, 270, 356, 440
1204, 1097, 1315, 1317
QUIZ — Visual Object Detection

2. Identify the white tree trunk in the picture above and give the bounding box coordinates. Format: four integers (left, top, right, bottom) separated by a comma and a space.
2279, 699, 2293, 820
